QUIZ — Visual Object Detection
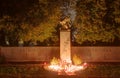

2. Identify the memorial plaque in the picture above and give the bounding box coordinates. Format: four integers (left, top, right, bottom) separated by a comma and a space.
60, 31, 71, 62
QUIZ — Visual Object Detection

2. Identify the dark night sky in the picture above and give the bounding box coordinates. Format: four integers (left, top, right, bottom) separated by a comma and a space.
0, 0, 38, 16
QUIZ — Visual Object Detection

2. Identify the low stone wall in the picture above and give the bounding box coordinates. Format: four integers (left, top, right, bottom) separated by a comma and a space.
0, 47, 59, 62
0, 47, 120, 62
71, 47, 120, 62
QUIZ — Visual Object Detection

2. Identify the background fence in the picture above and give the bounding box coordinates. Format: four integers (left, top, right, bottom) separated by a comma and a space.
0, 47, 120, 62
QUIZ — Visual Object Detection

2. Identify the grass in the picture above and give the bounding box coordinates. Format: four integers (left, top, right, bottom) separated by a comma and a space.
77, 63, 120, 77
0, 63, 120, 78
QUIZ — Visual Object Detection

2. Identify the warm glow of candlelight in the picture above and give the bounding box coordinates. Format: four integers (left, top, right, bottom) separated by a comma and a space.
44, 57, 87, 75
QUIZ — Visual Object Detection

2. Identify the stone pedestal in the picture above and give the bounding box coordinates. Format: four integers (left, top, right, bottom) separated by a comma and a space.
60, 30, 71, 62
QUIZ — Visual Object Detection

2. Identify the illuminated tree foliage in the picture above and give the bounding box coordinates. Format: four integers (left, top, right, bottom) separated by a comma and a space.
21, 0, 61, 46
0, 16, 17, 45
111, 0, 120, 39
0, 0, 61, 46
74, 0, 120, 45
0, 0, 120, 46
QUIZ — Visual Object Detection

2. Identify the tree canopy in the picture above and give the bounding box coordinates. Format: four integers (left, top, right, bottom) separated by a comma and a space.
74, 0, 120, 46
0, 0, 120, 46
0, 0, 61, 46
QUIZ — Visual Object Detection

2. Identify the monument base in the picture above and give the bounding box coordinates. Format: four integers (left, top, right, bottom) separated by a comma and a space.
44, 30, 87, 75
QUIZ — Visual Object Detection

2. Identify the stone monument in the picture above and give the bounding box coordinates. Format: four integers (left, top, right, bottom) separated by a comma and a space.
59, 16, 71, 63
45, 16, 87, 75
